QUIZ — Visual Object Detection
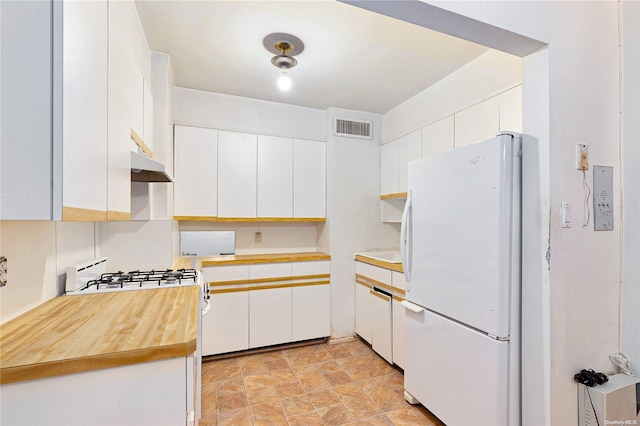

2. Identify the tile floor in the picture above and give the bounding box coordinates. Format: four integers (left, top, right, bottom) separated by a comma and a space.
199, 339, 445, 425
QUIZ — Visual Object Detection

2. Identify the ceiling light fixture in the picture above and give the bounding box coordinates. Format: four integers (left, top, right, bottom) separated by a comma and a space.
263, 33, 304, 92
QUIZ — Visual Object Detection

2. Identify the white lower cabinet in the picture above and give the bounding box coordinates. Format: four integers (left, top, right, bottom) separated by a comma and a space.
250, 287, 292, 348
355, 261, 407, 368
355, 280, 372, 344
203, 260, 330, 356
392, 298, 406, 369
370, 288, 393, 363
1, 357, 192, 425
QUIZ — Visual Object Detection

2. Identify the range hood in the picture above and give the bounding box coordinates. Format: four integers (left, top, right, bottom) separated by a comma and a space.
130, 151, 173, 183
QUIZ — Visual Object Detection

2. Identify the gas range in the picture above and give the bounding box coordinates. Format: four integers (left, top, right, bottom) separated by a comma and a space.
65, 257, 209, 307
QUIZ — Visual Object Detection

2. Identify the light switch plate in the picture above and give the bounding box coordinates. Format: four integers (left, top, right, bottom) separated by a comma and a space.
593, 166, 613, 231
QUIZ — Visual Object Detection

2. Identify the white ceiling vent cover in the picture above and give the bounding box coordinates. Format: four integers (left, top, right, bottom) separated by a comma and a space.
334, 118, 372, 139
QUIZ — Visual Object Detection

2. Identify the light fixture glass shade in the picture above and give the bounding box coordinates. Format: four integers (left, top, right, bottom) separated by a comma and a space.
277, 72, 292, 91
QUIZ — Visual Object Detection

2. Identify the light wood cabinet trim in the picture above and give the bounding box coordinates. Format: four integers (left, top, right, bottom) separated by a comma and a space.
173, 216, 218, 221
355, 274, 394, 293
130, 128, 153, 158
0, 286, 199, 384
370, 289, 391, 302
209, 274, 330, 287
354, 255, 404, 273
355, 278, 371, 288
217, 217, 257, 222
210, 280, 330, 294
62, 206, 107, 222
392, 294, 405, 302
201, 252, 330, 267
393, 287, 406, 296
380, 192, 408, 200
257, 217, 294, 222
291, 217, 326, 222
107, 210, 131, 221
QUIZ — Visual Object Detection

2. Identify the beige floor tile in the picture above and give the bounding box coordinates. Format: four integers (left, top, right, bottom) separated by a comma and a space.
260, 350, 285, 362
250, 400, 287, 425
239, 354, 267, 377
317, 403, 357, 425
327, 345, 353, 360
283, 345, 333, 366
333, 383, 381, 419
324, 370, 354, 387
340, 340, 374, 357
337, 354, 395, 381
359, 379, 407, 412
201, 382, 218, 420
294, 364, 330, 392
217, 391, 249, 412
273, 381, 305, 399
279, 394, 315, 417
347, 413, 394, 425
316, 359, 344, 374
216, 378, 245, 396
385, 405, 444, 426
307, 388, 342, 408
287, 410, 324, 426
217, 407, 252, 426
203, 358, 241, 382
263, 358, 289, 372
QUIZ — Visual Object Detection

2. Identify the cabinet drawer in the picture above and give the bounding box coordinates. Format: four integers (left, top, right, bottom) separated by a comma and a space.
356, 262, 392, 286
203, 265, 250, 283
292, 261, 330, 276
249, 263, 292, 281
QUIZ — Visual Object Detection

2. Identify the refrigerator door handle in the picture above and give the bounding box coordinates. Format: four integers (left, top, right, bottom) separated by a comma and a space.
400, 300, 424, 313
400, 189, 413, 285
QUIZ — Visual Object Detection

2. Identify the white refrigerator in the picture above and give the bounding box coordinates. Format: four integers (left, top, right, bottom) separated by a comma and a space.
400, 132, 522, 426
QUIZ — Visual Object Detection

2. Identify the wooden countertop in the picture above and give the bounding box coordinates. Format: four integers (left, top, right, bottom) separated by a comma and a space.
174, 252, 330, 269
354, 254, 404, 273
0, 286, 199, 385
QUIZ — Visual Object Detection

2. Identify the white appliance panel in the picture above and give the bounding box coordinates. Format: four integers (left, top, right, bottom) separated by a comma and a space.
406, 134, 519, 337
404, 307, 510, 426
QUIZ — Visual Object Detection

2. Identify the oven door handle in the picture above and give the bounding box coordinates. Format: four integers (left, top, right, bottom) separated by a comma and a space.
201, 299, 211, 316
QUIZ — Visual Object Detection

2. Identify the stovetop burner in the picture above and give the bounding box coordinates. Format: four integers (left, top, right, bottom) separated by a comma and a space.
82, 268, 198, 292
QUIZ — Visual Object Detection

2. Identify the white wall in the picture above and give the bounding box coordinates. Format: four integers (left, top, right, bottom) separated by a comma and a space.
174, 87, 326, 141
355, 1, 622, 424
383, 49, 521, 142
319, 108, 400, 339
621, 0, 640, 375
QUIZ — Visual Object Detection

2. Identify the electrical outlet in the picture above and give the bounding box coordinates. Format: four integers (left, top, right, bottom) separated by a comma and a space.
576, 143, 589, 170
254, 232, 262, 244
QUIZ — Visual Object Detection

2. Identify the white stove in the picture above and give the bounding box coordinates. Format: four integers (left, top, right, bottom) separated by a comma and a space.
65, 257, 209, 423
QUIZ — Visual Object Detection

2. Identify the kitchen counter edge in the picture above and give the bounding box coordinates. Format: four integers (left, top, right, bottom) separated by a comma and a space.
175, 251, 331, 270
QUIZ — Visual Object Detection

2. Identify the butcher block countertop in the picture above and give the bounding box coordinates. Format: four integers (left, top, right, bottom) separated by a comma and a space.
0, 286, 199, 385
174, 251, 330, 270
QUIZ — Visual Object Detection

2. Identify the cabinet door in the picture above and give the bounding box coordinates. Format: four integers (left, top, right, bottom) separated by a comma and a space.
292, 261, 330, 341
217, 131, 257, 219
293, 139, 326, 219
61, 0, 108, 220
250, 287, 292, 348
421, 116, 454, 158
202, 291, 249, 356
454, 96, 500, 148
370, 289, 393, 363
355, 281, 371, 344
257, 135, 293, 219
380, 141, 399, 196
392, 298, 405, 369
174, 126, 217, 218
397, 130, 422, 193
499, 86, 522, 133
202, 265, 250, 356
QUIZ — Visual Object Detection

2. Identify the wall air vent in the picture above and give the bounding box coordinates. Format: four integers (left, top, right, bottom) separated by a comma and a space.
334, 118, 373, 139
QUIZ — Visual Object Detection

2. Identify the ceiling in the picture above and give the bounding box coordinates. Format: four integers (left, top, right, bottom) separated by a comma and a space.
135, 1, 489, 115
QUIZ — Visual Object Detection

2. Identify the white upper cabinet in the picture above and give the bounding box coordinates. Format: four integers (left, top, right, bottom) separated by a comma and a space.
499, 85, 523, 133
397, 130, 422, 193
293, 139, 326, 219
380, 129, 421, 195
61, 0, 108, 220
380, 142, 399, 196
421, 116, 454, 158
454, 96, 500, 148
174, 126, 218, 218
257, 136, 293, 219
217, 131, 257, 219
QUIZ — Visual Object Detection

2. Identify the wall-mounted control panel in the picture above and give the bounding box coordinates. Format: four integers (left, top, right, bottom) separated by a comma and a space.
576, 143, 589, 171
593, 165, 614, 231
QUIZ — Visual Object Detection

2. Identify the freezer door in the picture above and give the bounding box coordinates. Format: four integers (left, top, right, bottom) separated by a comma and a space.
405, 308, 511, 426
406, 134, 521, 337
